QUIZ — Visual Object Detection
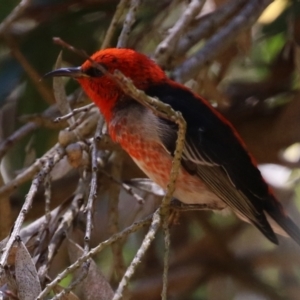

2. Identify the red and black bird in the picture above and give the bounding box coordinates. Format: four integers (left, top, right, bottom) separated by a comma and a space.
45, 48, 300, 246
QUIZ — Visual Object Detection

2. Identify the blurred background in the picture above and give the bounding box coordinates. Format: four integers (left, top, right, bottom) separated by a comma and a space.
0, 0, 300, 299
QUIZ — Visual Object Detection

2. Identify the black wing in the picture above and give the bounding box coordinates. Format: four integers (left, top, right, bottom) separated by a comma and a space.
145, 81, 300, 245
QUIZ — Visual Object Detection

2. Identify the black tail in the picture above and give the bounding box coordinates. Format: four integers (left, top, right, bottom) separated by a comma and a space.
252, 212, 279, 245
266, 201, 300, 246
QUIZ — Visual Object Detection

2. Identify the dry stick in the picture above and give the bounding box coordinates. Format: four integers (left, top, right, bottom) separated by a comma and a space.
154, 0, 206, 67
112, 209, 161, 300
20, 113, 67, 130
36, 214, 153, 300
48, 121, 103, 298
44, 174, 52, 224
6, 37, 54, 105
0, 146, 65, 267
50, 261, 90, 300
52, 52, 75, 125
0, 143, 61, 198
172, 0, 273, 83
0, 173, 12, 240
0, 122, 38, 161
175, 0, 247, 57
49, 39, 186, 296
117, 0, 142, 48
38, 189, 84, 281
112, 70, 187, 298
101, 169, 144, 204
66, 107, 99, 133
0, 111, 99, 198
101, 0, 130, 49
0, 90, 80, 162
0, 0, 31, 36
54, 103, 95, 123
108, 150, 126, 282
84, 120, 103, 254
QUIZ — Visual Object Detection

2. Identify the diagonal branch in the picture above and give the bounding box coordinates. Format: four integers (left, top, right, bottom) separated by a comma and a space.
172, 0, 273, 83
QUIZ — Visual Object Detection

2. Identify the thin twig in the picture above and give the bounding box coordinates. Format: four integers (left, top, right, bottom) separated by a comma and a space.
108, 150, 126, 281
0, 90, 80, 161
37, 188, 84, 281
155, 0, 206, 67
0, 144, 60, 198
0, 0, 31, 36
0, 109, 98, 198
36, 214, 153, 300
161, 218, 170, 300
52, 51, 75, 125
0, 174, 12, 240
54, 103, 95, 123
175, 0, 247, 57
84, 120, 103, 254
44, 174, 52, 224
112, 69, 186, 299
0, 122, 38, 162
6, 37, 55, 105
0, 146, 65, 267
101, 0, 130, 49
101, 169, 144, 204
112, 209, 161, 300
172, 0, 272, 83
117, 0, 142, 48
50, 261, 90, 300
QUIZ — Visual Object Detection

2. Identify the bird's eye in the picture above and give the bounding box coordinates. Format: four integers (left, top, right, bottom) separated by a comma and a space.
85, 66, 105, 77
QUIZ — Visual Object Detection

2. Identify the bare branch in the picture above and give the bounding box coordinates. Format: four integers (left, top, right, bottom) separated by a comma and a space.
6, 37, 55, 105
0, 144, 61, 198
172, 0, 273, 83
0, 0, 31, 36
112, 209, 161, 300
155, 0, 206, 67
84, 121, 103, 254
101, 0, 130, 49
54, 103, 95, 123
117, 0, 142, 48
36, 214, 153, 300
175, 0, 248, 57
0, 146, 65, 267
108, 150, 126, 281
37, 187, 84, 281
52, 52, 75, 125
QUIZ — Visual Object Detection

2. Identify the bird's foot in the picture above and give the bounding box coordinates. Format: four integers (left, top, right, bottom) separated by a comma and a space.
170, 198, 220, 211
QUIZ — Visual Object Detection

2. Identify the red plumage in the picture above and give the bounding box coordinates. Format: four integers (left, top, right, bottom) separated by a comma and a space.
45, 48, 300, 246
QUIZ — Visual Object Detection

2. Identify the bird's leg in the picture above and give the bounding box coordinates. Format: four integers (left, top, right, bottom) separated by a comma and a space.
168, 198, 224, 225
170, 198, 224, 211
168, 199, 226, 225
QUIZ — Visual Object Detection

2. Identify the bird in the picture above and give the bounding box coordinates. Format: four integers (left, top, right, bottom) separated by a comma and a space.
45, 48, 300, 246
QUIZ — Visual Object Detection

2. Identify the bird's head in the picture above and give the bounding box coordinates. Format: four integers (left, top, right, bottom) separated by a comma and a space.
45, 48, 167, 121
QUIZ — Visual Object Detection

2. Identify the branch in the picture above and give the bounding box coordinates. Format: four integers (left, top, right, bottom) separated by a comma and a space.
112, 70, 187, 297
112, 209, 161, 300
108, 150, 126, 281
6, 37, 55, 105
0, 0, 31, 36
155, 0, 206, 67
172, 0, 273, 83
175, 0, 248, 57
0, 146, 65, 267
101, 0, 129, 49
36, 214, 153, 300
117, 0, 142, 48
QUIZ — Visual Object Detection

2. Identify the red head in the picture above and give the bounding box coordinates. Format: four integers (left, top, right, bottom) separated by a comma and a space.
45, 48, 167, 121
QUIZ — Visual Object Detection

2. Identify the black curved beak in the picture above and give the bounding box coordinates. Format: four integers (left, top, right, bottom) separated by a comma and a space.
43, 66, 84, 78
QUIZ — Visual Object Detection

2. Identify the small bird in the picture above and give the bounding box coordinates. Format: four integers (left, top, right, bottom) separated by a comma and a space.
45, 48, 300, 246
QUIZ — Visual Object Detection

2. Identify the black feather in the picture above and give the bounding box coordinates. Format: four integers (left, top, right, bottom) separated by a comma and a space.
145, 82, 300, 245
